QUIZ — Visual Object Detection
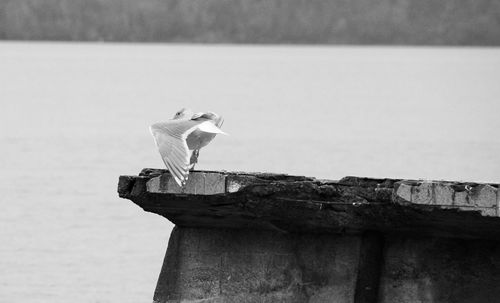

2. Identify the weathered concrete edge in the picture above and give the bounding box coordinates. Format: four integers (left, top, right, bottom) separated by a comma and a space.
118, 169, 500, 240
119, 168, 500, 217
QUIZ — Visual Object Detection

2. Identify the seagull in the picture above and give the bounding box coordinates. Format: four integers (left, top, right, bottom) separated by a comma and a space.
149, 108, 226, 187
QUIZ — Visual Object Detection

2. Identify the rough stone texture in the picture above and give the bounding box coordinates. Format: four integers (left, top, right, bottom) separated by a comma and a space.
152, 227, 500, 303
119, 169, 500, 239
393, 181, 499, 217
380, 236, 500, 303
154, 227, 361, 303
118, 169, 500, 303
145, 171, 226, 195
498, 189, 500, 217
354, 232, 384, 303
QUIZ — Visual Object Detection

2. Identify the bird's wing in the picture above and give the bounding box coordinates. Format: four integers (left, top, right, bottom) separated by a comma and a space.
203, 111, 224, 128
192, 112, 225, 131
214, 115, 224, 128
149, 120, 203, 186
197, 121, 227, 135
191, 112, 204, 119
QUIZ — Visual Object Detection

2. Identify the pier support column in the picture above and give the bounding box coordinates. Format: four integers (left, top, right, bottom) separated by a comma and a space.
118, 169, 500, 303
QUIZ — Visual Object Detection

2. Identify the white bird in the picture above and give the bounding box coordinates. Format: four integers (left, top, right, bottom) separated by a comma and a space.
149, 108, 226, 187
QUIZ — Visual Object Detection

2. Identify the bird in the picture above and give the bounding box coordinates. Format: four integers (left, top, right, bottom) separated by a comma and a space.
149, 108, 226, 187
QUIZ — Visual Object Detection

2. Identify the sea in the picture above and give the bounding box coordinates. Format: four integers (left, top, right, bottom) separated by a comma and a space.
1, 42, 499, 302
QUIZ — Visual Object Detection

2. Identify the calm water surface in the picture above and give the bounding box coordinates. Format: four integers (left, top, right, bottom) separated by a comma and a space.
1, 42, 499, 302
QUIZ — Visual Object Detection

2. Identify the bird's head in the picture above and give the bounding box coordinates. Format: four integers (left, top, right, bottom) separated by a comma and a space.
172, 108, 193, 120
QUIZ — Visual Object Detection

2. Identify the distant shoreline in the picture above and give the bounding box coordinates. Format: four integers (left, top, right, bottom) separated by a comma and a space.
1, 40, 499, 50
1, 0, 499, 46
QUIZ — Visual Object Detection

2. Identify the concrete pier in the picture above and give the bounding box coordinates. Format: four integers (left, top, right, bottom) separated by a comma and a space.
118, 168, 500, 303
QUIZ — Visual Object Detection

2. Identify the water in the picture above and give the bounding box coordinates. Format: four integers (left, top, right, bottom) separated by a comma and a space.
1, 42, 499, 302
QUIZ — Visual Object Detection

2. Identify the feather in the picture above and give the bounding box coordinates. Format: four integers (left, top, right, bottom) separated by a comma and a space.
149, 109, 226, 187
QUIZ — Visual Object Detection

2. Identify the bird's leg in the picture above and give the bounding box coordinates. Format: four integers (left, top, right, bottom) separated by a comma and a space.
189, 149, 200, 171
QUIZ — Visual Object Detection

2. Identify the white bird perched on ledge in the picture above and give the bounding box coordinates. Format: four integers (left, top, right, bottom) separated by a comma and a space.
149, 108, 226, 187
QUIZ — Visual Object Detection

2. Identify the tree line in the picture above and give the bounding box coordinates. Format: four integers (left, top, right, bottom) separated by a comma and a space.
0, 0, 498, 45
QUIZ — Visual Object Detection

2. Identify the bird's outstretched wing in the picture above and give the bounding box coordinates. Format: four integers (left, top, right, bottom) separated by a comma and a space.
149, 120, 225, 186
192, 112, 224, 128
